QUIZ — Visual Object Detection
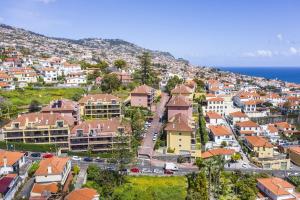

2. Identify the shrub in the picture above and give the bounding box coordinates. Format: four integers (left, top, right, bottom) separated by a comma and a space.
167, 147, 175, 153
28, 161, 40, 177
0, 141, 56, 152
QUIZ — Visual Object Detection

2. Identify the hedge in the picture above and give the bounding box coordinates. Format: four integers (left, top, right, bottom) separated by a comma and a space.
67, 151, 113, 158
0, 141, 57, 152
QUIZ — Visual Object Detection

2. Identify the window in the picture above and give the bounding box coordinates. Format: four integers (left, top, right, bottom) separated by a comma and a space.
179, 145, 182, 147
179, 138, 182, 142
13, 123, 20, 129
56, 121, 64, 128
179, 133, 182, 135
76, 129, 83, 137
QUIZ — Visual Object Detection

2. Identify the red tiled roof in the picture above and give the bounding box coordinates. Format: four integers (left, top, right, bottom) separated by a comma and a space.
245, 136, 273, 148
79, 94, 120, 104
257, 177, 294, 196
131, 84, 154, 94
201, 148, 235, 159
206, 111, 223, 119
167, 95, 191, 107
209, 125, 232, 136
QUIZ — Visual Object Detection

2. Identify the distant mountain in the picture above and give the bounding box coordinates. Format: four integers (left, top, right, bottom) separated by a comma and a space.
0, 23, 191, 71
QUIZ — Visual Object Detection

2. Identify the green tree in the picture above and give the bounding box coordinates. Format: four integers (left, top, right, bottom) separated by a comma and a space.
186, 171, 209, 200
193, 78, 205, 92
73, 165, 80, 175
114, 59, 127, 69
29, 100, 41, 112
165, 76, 183, 94
101, 73, 121, 93
231, 153, 242, 162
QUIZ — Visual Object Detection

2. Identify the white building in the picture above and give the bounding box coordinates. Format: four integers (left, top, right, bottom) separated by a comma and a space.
209, 125, 234, 146
0, 150, 25, 175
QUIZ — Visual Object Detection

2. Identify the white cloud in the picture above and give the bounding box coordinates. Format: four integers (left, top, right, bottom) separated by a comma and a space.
289, 47, 300, 55
243, 50, 273, 58
277, 33, 283, 41
35, 0, 56, 4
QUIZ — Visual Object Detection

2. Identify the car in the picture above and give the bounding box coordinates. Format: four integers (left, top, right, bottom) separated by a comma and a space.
242, 163, 247, 168
95, 157, 105, 163
153, 168, 163, 174
152, 137, 157, 141
30, 153, 41, 158
106, 165, 116, 171
72, 156, 81, 161
119, 168, 129, 174
164, 169, 174, 174
142, 168, 152, 173
83, 157, 93, 162
42, 153, 54, 158
130, 167, 140, 173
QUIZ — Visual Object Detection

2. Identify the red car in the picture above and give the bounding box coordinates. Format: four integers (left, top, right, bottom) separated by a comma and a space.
42, 153, 54, 158
130, 168, 140, 173
164, 169, 174, 175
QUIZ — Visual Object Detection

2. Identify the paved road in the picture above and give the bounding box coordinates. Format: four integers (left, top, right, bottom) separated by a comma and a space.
138, 93, 169, 158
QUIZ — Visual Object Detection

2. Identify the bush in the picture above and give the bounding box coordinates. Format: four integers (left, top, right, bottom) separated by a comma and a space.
167, 147, 175, 153
67, 151, 113, 158
28, 161, 40, 177
0, 141, 56, 152
73, 165, 80, 175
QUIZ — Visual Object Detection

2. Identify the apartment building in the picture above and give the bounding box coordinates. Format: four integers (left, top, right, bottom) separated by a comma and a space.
257, 177, 299, 200
203, 97, 226, 115
2, 113, 74, 152
166, 95, 192, 120
70, 118, 131, 152
165, 113, 200, 157
79, 94, 121, 119
245, 136, 290, 170
130, 84, 155, 109
41, 99, 80, 124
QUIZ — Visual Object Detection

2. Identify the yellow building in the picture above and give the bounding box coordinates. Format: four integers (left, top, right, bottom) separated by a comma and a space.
245, 136, 290, 170
165, 113, 201, 157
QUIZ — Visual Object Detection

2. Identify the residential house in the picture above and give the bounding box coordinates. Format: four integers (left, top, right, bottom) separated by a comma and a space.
235, 120, 261, 137
111, 71, 133, 85
274, 122, 298, 137
171, 84, 194, 101
0, 174, 20, 200
65, 188, 99, 200
205, 111, 225, 125
0, 151, 25, 175
201, 148, 235, 161
209, 125, 234, 146
166, 95, 192, 120
288, 146, 300, 166
79, 94, 121, 119
227, 111, 249, 125
30, 182, 58, 198
39, 67, 58, 83
65, 72, 87, 86
257, 177, 299, 200
70, 118, 131, 152
263, 124, 280, 143
130, 84, 155, 109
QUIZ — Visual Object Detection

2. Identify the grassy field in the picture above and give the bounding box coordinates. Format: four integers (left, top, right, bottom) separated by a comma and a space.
112, 176, 187, 200
0, 88, 85, 107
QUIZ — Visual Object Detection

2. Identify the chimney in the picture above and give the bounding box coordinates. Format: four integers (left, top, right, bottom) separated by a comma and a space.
3, 156, 7, 168
47, 165, 52, 174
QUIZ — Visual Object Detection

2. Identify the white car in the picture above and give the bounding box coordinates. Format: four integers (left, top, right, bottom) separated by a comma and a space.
72, 156, 81, 161
142, 168, 152, 173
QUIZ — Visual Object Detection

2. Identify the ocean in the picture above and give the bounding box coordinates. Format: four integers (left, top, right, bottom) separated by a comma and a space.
217, 67, 300, 84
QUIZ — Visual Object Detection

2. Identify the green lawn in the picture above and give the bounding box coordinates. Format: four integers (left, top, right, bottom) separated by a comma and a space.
113, 176, 187, 200
0, 88, 85, 107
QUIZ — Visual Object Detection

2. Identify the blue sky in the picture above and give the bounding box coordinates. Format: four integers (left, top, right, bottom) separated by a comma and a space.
1, 0, 300, 67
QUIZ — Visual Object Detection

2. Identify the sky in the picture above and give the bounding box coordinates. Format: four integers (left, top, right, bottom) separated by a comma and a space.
1, 0, 300, 67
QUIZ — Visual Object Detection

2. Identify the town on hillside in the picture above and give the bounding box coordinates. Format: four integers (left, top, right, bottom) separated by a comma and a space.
0, 26, 300, 200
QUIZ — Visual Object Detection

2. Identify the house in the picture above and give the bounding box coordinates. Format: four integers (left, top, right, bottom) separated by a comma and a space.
35, 156, 71, 185
59, 62, 82, 76
274, 122, 298, 137
41, 99, 80, 124
166, 95, 192, 120
70, 118, 131, 152
257, 177, 300, 200
205, 111, 225, 125
201, 148, 235, 161
111, 72, 133, 85
203, 97, 225, 115
0, 150, 25, 175
165, 113, 200, 157
65, 188, 99, 200
227, 111, 249, 125
208, 125, 234, 146
65, 72, 87, 85
39, 67, 58, 83
79, 94, 121, 119
171, 84, 194, 100
2, 113, 75, 153
30, 182, 58, 198
263, 124, 280, 143
130, 84, 155, 109
245, 136, 290, 170
235, 120, 261, 137
0, 174, 20, 200
288, 146, 300, 166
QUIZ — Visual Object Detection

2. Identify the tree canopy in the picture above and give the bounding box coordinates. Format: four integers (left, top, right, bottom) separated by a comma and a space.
101, 73, 121, 93
114, 59, 127, 69
165, 76, 183, 94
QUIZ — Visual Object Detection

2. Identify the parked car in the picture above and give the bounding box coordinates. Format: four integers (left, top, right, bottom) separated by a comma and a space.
242, 163, 247, 168
130, 167, 140, 173
72, 156, 81, 161
95, 157, 105, 163
164, 169, 174, 175
30, 153, 41, 158
42, 153, 54, 158
83, 157, 93, 162
164, 162, 178, 171
153, 168, 163, 174
142, 168, 152, 173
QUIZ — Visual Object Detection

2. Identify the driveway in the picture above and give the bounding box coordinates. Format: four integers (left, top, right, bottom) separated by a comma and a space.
138, 92, 169, 158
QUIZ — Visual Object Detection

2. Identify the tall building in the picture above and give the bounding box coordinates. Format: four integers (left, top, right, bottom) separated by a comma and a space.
130, 84, 155, 109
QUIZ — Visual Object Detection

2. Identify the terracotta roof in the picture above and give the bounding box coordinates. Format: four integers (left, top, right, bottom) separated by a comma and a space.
167, 95, 191, 107
267, 124, 278, 133
35, 156, 70, 176
209, 125, 232, 136
244, 100, 257, 105
165, 113, 193, 132
239, 130, 256, 135
41, 99, 78, 112
65, 188, 99, 200
201, 148, 235, 159
206, 111, 223, 119
131, 84, 154, 94
245, 136, 273, 148
171, 84, 193, 94
289, 146, 300, 155
5, 113, 75, 128
236, 120, 259, 128
257, 177, 294, 196
0, 150, 24, 166
78, 94, 120, 104
229, 111, 248, 118
31, 183, 58, 194
275, 122, 294, 129
207, 97, 224, 102
71, 118, 132, 136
